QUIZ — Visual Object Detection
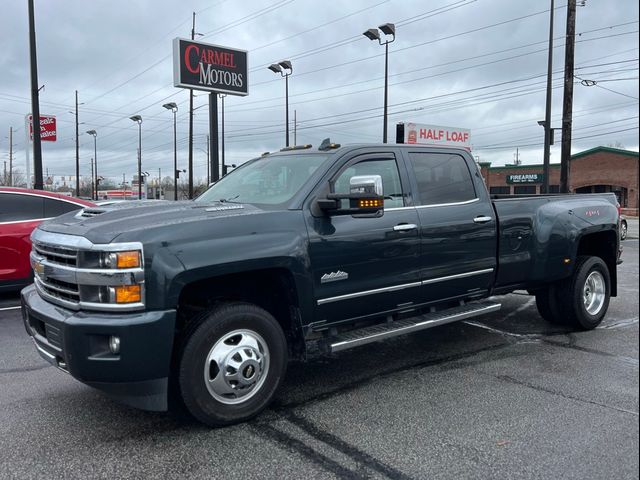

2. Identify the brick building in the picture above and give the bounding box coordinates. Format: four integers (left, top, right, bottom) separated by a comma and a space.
478, 146, 639, 216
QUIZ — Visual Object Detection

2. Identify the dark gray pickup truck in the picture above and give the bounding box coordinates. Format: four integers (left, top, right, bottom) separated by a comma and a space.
22, 142, 621, 426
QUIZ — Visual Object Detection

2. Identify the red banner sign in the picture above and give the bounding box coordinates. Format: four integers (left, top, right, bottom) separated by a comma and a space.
28, 115, 57, 142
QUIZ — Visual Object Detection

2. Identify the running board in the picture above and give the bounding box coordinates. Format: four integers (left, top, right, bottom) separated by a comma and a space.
322, 301, 501, 353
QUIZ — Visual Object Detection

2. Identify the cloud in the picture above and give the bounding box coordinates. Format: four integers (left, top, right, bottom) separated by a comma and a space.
1, 0, 637, 185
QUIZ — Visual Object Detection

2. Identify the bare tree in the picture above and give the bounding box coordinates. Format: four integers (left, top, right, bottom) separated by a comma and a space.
2, 168, 26, 187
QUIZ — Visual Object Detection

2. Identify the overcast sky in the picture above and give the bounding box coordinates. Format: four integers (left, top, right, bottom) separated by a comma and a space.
1, 0, 638, 185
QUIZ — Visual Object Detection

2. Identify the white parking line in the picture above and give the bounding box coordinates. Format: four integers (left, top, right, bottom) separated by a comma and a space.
0, 306, 21, 311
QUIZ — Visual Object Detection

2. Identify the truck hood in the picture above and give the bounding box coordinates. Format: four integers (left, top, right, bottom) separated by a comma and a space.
38, 200, 261, 244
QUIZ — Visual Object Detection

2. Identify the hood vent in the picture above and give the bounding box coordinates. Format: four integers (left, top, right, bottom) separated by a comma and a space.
77, 208, 107, 218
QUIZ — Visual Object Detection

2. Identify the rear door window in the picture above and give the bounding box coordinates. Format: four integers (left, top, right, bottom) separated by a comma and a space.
44, 198, 82, 217
0, 193, 44, 222
408, 152, 477, 206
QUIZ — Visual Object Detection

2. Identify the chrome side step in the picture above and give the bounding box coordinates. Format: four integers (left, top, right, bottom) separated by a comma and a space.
323, 301, 501, 353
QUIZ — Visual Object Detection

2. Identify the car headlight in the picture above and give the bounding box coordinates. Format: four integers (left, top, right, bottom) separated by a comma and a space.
101, 250, 141, 269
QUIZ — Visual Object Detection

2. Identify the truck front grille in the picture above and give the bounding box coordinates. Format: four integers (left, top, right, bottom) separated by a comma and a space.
34, 275, 80, 304
32, 242, 78, 267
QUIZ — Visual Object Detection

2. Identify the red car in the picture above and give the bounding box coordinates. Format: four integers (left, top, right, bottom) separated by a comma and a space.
0, 187, 95, 291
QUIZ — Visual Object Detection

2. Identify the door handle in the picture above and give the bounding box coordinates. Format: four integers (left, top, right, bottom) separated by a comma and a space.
473, 216, 493, 224
393, 223, 418, 232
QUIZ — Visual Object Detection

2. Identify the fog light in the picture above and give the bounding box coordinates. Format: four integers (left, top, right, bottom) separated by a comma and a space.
114, 284, 142, 303
109, 335, 120, 354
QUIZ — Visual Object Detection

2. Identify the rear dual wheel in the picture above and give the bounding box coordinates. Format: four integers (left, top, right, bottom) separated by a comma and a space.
535, 255, 610, 330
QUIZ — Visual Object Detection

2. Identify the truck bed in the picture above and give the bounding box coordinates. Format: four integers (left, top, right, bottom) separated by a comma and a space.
490, 193, 619, 292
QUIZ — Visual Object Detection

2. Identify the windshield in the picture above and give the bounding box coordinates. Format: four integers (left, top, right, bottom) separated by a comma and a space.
195, 153, 331, 206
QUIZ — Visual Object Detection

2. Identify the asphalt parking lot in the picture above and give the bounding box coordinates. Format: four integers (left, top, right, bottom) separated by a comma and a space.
1, 241, 638, 479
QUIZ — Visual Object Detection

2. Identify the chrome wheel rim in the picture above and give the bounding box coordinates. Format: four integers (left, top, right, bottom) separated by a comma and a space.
204, 329, 270, 405
583, 271, 606, 315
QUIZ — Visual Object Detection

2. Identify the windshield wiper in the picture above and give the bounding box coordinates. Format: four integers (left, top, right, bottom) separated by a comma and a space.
218, 195, 241, 203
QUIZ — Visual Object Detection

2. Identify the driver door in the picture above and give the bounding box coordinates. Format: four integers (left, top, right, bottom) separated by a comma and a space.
305, 152, 421, 325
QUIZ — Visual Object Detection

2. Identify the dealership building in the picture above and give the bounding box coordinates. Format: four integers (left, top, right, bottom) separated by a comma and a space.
478, 146, 639, 216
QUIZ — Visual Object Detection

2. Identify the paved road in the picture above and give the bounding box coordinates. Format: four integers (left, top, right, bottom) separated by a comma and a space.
625, 217, 639, 239
1, 243, 638, 479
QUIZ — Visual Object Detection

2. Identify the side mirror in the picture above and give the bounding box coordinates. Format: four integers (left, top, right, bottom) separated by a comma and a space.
317, 174, 384, 217
349, 175, 383, 197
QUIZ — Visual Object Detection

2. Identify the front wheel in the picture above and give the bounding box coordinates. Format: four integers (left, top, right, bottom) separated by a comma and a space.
558, 256, 611, 330
178, 303, 288, 427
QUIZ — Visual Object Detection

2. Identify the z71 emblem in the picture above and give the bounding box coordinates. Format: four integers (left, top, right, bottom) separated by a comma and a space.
321, 271, 349, 283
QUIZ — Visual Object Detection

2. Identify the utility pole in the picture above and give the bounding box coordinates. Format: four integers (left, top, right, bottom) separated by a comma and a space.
27, 0, 43, 190
75, 90, 80, 196
541, 0, 554, 194
3, 161, 6, 185
560, 0, 576, 193
9, 127, 13, 186
188, 12, 195, 199
294, 110, 297, 146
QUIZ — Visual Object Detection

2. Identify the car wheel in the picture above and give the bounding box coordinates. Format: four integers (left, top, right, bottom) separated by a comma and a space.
557, 256, 610, 330
620, 220, 627, 240
178, 302, 287, 427
535, 284, 565, 325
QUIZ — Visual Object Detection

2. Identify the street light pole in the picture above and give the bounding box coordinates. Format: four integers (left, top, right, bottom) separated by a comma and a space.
163, 103, 179, 201
129, 115, 143, 199
268, 60, 293, 147
364, 23, 395, 144
86, 130, 97, 200
542, 0, 554, 194
75, 90, 80, 196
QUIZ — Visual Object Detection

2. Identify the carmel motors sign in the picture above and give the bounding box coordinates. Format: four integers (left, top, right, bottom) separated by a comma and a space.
173, 38, 248, 96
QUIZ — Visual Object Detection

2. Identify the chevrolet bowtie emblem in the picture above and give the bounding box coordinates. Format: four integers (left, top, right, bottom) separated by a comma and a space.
34, 261, 45, 276
321, 271, 349, 283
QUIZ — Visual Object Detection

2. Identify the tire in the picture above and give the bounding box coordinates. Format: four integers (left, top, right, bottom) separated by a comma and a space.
557, 256, 611, 330
178, 302, 288, 427
620, 220, 627, 241
535, 284, 565, 325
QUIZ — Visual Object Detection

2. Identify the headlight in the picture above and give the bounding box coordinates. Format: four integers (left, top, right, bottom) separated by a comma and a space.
101, 250, 141, 269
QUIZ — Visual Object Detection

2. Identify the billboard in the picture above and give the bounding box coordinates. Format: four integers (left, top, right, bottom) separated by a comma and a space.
397, 122, 470, 150
173, 38, 248, 96
28, 115, 57, 142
